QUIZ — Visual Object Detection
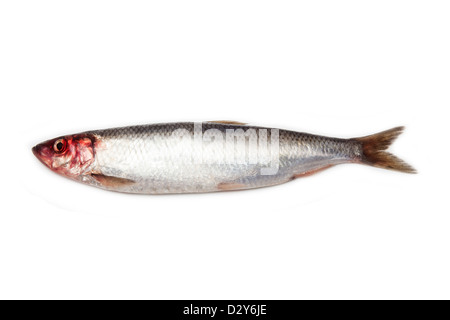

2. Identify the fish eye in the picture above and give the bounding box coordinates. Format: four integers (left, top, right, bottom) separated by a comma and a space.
53, 139, 67, 153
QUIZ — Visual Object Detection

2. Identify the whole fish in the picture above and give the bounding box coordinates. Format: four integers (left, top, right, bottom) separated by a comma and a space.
32, 121, 415, 194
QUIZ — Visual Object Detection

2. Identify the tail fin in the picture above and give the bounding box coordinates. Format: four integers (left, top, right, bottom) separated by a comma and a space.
355, 126, 416, 174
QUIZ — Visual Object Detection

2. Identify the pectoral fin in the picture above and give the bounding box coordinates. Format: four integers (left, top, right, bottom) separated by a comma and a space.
91, 173, 135, 188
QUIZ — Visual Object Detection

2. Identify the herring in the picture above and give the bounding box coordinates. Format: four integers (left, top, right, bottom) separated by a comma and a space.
32, 121, 416, 194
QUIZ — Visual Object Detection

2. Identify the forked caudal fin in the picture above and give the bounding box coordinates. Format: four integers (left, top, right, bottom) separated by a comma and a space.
355, 126, 416, 174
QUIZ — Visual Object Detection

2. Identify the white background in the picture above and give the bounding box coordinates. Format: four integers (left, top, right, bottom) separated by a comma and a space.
0, 1, 449, 300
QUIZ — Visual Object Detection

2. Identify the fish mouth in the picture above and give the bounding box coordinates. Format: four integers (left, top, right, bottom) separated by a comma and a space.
31, 145, 39, 158
32, 144, 52, 168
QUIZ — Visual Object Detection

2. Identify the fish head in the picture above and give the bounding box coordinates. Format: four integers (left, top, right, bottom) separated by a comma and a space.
32, 134, 96, 179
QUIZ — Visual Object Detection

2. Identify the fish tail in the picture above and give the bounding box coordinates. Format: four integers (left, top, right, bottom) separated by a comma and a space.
355, 126, 416, 174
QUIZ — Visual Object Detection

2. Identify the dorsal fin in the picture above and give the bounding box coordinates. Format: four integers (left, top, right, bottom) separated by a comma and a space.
207, 120, 247, 125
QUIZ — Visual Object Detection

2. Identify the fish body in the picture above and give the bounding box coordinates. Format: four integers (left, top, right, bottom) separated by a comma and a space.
32, 121, 415, 194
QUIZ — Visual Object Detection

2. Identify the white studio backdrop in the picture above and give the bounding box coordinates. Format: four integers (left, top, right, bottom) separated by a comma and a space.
0, 1, 449, 299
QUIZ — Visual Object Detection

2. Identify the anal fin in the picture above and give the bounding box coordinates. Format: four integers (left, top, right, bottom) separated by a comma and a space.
292, 165, 334, 179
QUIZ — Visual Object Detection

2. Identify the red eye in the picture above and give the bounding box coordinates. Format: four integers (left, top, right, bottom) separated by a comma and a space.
53, 139, 67, 153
